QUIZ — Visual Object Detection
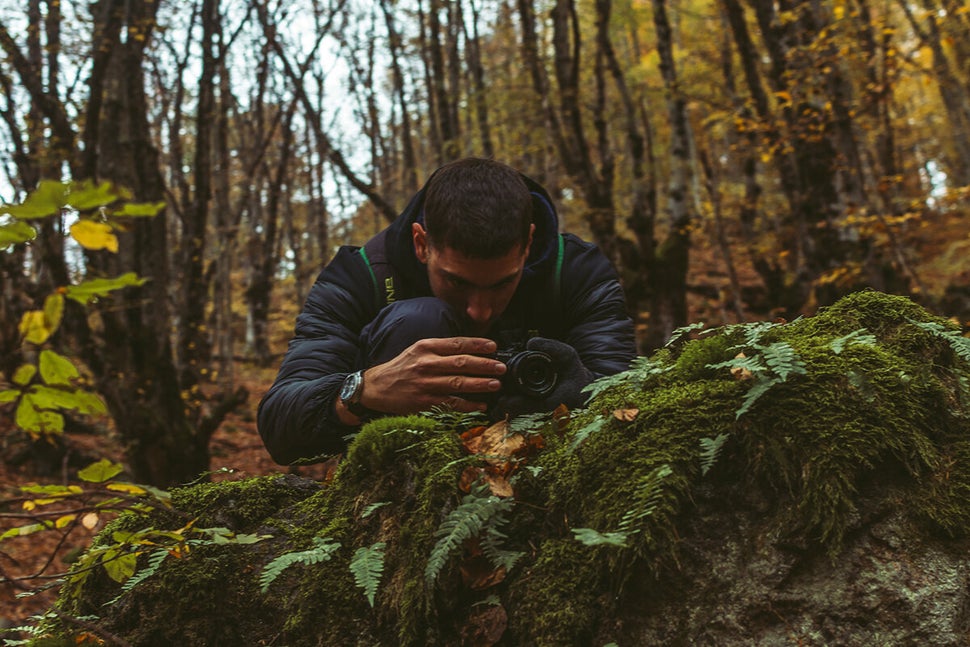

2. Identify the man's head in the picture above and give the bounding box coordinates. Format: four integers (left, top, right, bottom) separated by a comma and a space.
412, 158, 536, 335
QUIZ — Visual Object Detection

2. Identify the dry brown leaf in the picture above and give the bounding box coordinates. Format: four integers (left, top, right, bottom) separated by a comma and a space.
459, 466, 486, 493
730, 351, 753, 381
613, 408, 639, 422
461, 602, 508, 647
80, 512, 100, 530
477, 420, 526, 465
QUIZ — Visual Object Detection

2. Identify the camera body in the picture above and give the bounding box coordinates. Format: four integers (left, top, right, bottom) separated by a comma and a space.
495, 345, 559, 398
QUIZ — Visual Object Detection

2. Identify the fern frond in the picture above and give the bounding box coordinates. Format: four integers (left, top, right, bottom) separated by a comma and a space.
571, 527, 630, 547
425, 485, 514, 586
761, 341, 806, 381
911, 320, 970, 364
707, 354, 767, 374
259, 537, 340, 593
664, 322, 709, 347
104, 548, 169, 606
569, 416, 607, 451
361, 502, 389, 519
617, 464, 673, 533
736, 376, 780, 418
830, 328, 877, 355
481, 526, 524, 573
350, 542, 386, 607
699, 434, 730, 476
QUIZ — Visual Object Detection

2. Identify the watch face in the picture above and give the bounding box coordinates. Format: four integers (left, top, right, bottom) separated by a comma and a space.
340, 371, 362, 402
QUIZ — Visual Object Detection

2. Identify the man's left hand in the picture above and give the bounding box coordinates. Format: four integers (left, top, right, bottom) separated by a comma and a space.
489, 337, 593, 420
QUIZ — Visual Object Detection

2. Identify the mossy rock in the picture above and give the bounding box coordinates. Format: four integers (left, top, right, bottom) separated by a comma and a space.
36, 291, 970, 645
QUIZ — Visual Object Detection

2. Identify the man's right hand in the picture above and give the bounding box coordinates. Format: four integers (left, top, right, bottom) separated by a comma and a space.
354, 337, 507, 418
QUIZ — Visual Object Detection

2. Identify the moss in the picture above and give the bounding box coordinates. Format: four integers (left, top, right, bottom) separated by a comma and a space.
39, 291, 970, 646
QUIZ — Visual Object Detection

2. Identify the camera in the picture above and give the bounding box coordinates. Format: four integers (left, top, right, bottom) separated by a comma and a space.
495, 347, 559, 398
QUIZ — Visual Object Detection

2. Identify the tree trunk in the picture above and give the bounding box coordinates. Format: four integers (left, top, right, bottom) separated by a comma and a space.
645, 0, 694, 349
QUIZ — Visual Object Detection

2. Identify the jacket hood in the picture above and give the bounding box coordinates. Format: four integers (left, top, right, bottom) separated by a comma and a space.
382, 171, 561, 295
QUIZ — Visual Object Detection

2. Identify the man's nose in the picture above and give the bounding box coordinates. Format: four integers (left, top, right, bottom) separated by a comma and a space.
465, 291, 493, 324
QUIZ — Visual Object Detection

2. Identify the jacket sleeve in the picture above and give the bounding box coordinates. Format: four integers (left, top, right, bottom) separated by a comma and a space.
257, 247, 378, 465
558, 235, 637, 378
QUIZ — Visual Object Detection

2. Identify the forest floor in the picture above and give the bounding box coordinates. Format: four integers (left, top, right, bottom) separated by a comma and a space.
1, 208, 968, 631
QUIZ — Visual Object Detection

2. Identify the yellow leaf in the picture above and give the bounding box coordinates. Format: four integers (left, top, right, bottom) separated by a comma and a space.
107, 482, 147, 496
81, 512, 100, 529
70, 219, 118, 252
55, 514, 77, 529
19, 310, 54, 345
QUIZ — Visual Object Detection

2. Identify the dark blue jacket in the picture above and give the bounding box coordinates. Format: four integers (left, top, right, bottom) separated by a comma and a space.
258, 174, 636, 464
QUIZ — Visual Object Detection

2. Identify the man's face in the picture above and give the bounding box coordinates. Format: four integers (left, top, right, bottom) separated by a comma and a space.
413, 223, 534, 336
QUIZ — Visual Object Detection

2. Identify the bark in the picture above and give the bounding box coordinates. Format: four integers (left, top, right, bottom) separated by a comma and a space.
379, 0, 419, 191
463, 0, 494, 158
645, 0, 693, 349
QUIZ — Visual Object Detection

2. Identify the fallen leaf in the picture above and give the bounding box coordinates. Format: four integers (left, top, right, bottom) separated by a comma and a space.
613, 408, 639, 422
459, 466, 486, 493
461, 602, 508, 647
730, 352, 753, 381
477, 420, 526, 465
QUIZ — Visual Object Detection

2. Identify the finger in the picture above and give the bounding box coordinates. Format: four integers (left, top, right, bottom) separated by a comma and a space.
427, 375, 502, 395
419, 336, 497, 356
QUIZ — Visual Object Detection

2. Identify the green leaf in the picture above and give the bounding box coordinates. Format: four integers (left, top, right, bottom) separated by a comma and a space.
1, 180, 69, 219
259, 537, 341, 593
39, 350, 79, 386
29, 384, 106, 415
0, 388, 20, 404
67, 180, 121, 211
12, 364, 36, 386
15, 395, 64, 435
65, 273, 147, 305
102, 550, 137, 584
0, 220, 37, 249
114, 201, 166, 217
78, 459, 124, 483
43, 293, 64, 332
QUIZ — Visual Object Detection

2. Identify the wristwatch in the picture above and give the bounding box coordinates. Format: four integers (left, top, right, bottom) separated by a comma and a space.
339, 370, 373, 420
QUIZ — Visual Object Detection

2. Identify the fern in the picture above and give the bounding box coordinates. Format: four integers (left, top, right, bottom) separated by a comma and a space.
425, 484, 515, 586
735, 376, 780, 419
104, 548, 169, 606
830, 328, 877, 355
582, 355, 671, 401
761, 342, 807, 381
664, 322, 709, 347
361, 502, 389, 518
708, 333, 807, 419
259, 537, 341, 593
699, 434, 730, 476
571, 527, 630, 547
911, 320, 970, 364
617, 464, 673, 533
350, 542, 386, 607
481, 525, 524, 573
570, 416, 607, 451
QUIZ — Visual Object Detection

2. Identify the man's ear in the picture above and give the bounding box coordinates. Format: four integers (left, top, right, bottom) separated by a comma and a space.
523, 223, 536, 257
412, 223, 429, 264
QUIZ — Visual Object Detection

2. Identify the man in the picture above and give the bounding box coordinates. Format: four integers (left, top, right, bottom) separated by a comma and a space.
258, 158, 636, 465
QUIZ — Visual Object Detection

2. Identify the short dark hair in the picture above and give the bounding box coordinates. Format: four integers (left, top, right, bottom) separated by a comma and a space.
423, 158, 533, 258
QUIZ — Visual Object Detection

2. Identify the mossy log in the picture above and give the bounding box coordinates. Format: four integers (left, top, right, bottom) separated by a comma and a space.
41, 291, 970, 645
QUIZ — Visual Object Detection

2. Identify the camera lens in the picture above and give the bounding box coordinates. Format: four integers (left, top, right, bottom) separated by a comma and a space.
505, 350, 558, 398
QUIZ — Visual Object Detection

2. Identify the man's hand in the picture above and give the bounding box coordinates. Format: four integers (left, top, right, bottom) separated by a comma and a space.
355, 337, 506, 418
490, 337, 593, 420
